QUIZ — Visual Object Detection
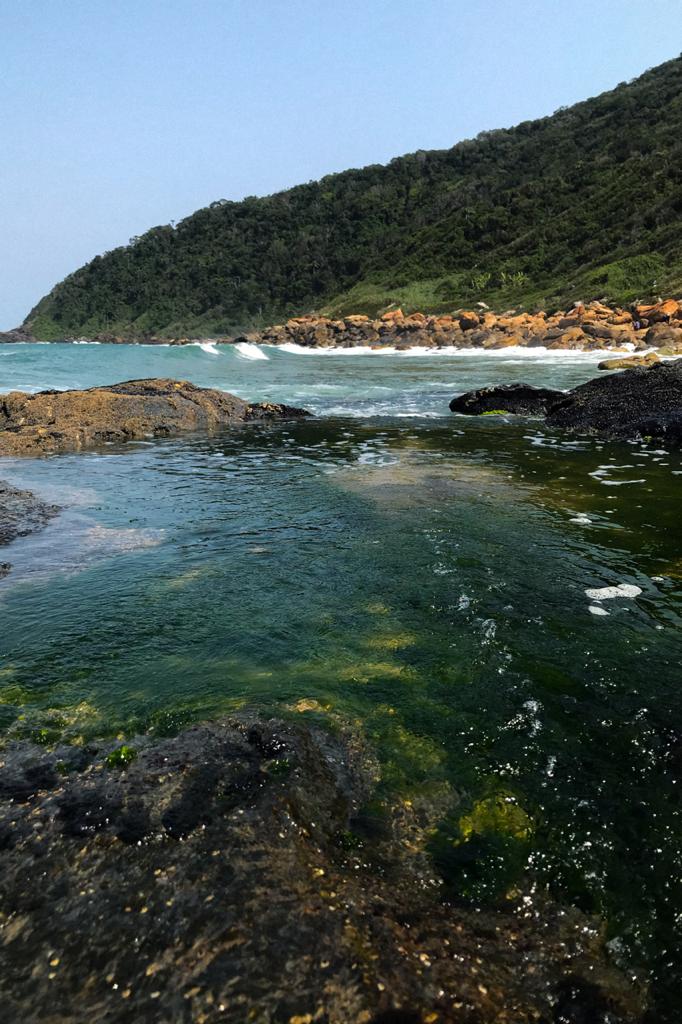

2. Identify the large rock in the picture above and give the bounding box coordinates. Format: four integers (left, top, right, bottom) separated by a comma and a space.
546, 360, 682, 443
583, 323, 633, 343
0, 379, 311, 456
644, 323, 682, 351
636, 299, 681, 323
450, 383, 564, 417
0, 718, 642, 1024
598, 352, 660, 371
457, 310, 481, 331
449, 361, 682, 445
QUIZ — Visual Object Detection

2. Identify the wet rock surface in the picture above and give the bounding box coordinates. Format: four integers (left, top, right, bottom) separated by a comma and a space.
597, 353, 660, 371
451, 361, 682, 446
0, 718, 643, 1023
449, 383, 564, 417
0, 379, 311, 456
545, 360, 682, 444
0, 481, 60, 578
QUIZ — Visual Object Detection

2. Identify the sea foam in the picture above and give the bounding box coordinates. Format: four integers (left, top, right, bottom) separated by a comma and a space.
234, 342, 269, 360
197, 341, 220, 355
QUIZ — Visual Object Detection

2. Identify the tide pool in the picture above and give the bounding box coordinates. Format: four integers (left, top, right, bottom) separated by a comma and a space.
0, 343, 680, 1013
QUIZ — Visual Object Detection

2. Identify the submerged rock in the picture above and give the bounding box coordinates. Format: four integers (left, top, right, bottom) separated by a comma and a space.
0, 378, 311, 456
0, 481, 60, 577
451, 361, 682, 446
0, 718, 643, 1023
449, 382, 564, 417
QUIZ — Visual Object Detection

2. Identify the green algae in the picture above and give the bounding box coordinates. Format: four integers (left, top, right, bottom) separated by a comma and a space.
429, 791, 533, 903
104, 745, 138, 769
458, 793, 532, 842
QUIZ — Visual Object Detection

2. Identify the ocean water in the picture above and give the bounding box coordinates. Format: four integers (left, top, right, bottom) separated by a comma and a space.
1, 342, 680, 1010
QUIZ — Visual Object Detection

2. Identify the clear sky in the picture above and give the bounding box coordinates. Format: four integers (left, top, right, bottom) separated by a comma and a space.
1, 0, 680, 329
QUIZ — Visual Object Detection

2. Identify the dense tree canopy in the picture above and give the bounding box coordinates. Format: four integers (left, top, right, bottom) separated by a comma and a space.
25, 55, 682, 339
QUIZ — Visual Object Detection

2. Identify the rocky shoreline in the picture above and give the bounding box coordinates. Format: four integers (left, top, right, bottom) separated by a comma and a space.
0, 716, 644, 1023
0, 378, 311, 457
6, 298, 682, 354
232, 298, 682, 355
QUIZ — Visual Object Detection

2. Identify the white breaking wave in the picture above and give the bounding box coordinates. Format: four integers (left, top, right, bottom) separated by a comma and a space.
276, 343, 395, 356
234, 342, 270, 360
196, 341, 220, 355
272, 342, 609, 360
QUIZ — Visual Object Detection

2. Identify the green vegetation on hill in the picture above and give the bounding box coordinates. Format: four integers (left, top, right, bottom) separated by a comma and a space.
25, 56, 682, 340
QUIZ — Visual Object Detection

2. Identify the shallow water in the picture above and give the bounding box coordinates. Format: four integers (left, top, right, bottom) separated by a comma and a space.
1, 343, 680, 1011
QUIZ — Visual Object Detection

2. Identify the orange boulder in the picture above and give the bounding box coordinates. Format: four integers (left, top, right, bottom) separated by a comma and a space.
458, 311, 480, 331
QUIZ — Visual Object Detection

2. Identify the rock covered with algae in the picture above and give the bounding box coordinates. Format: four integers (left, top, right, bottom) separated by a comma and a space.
0, 716, 644, 1023
451, 360, 682, 446
0, 378, 311, 456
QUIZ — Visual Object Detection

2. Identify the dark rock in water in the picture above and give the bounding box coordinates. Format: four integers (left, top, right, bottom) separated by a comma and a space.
0, 718, 643, 1023
546, 359, 682, 444
0, 481, 60, 578
449, 382, 564, 416
450, 361, 682, 446
0, 378, 311, 456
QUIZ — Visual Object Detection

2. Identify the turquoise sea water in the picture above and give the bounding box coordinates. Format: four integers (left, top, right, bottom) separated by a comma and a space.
1, 342, 680, 1011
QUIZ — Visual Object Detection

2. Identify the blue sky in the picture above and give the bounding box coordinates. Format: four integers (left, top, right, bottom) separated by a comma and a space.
1, 0, 680, 328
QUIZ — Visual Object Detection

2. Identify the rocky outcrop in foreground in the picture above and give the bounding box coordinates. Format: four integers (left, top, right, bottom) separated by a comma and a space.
0, 482, 59, 578
0, 717, 642, 1023
450, 360, 682, 446
229, 298, 682, 353
0, 378, 310, 456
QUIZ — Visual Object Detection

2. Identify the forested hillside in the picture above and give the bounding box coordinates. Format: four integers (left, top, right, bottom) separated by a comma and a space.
25, 55, 682, 340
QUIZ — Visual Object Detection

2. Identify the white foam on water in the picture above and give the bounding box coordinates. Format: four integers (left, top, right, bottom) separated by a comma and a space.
196, 341, 220, 355
569, 514, 592, 525
273, 342, 609, 360
234, 342, 269, 360
598, 478, 646, 486
589, 605, 610, 616
0, 519, 165, 587
277, 343, 396, 356
447, 346, 606, 361
356, 451, 400, 466
585, 583, 643, 601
